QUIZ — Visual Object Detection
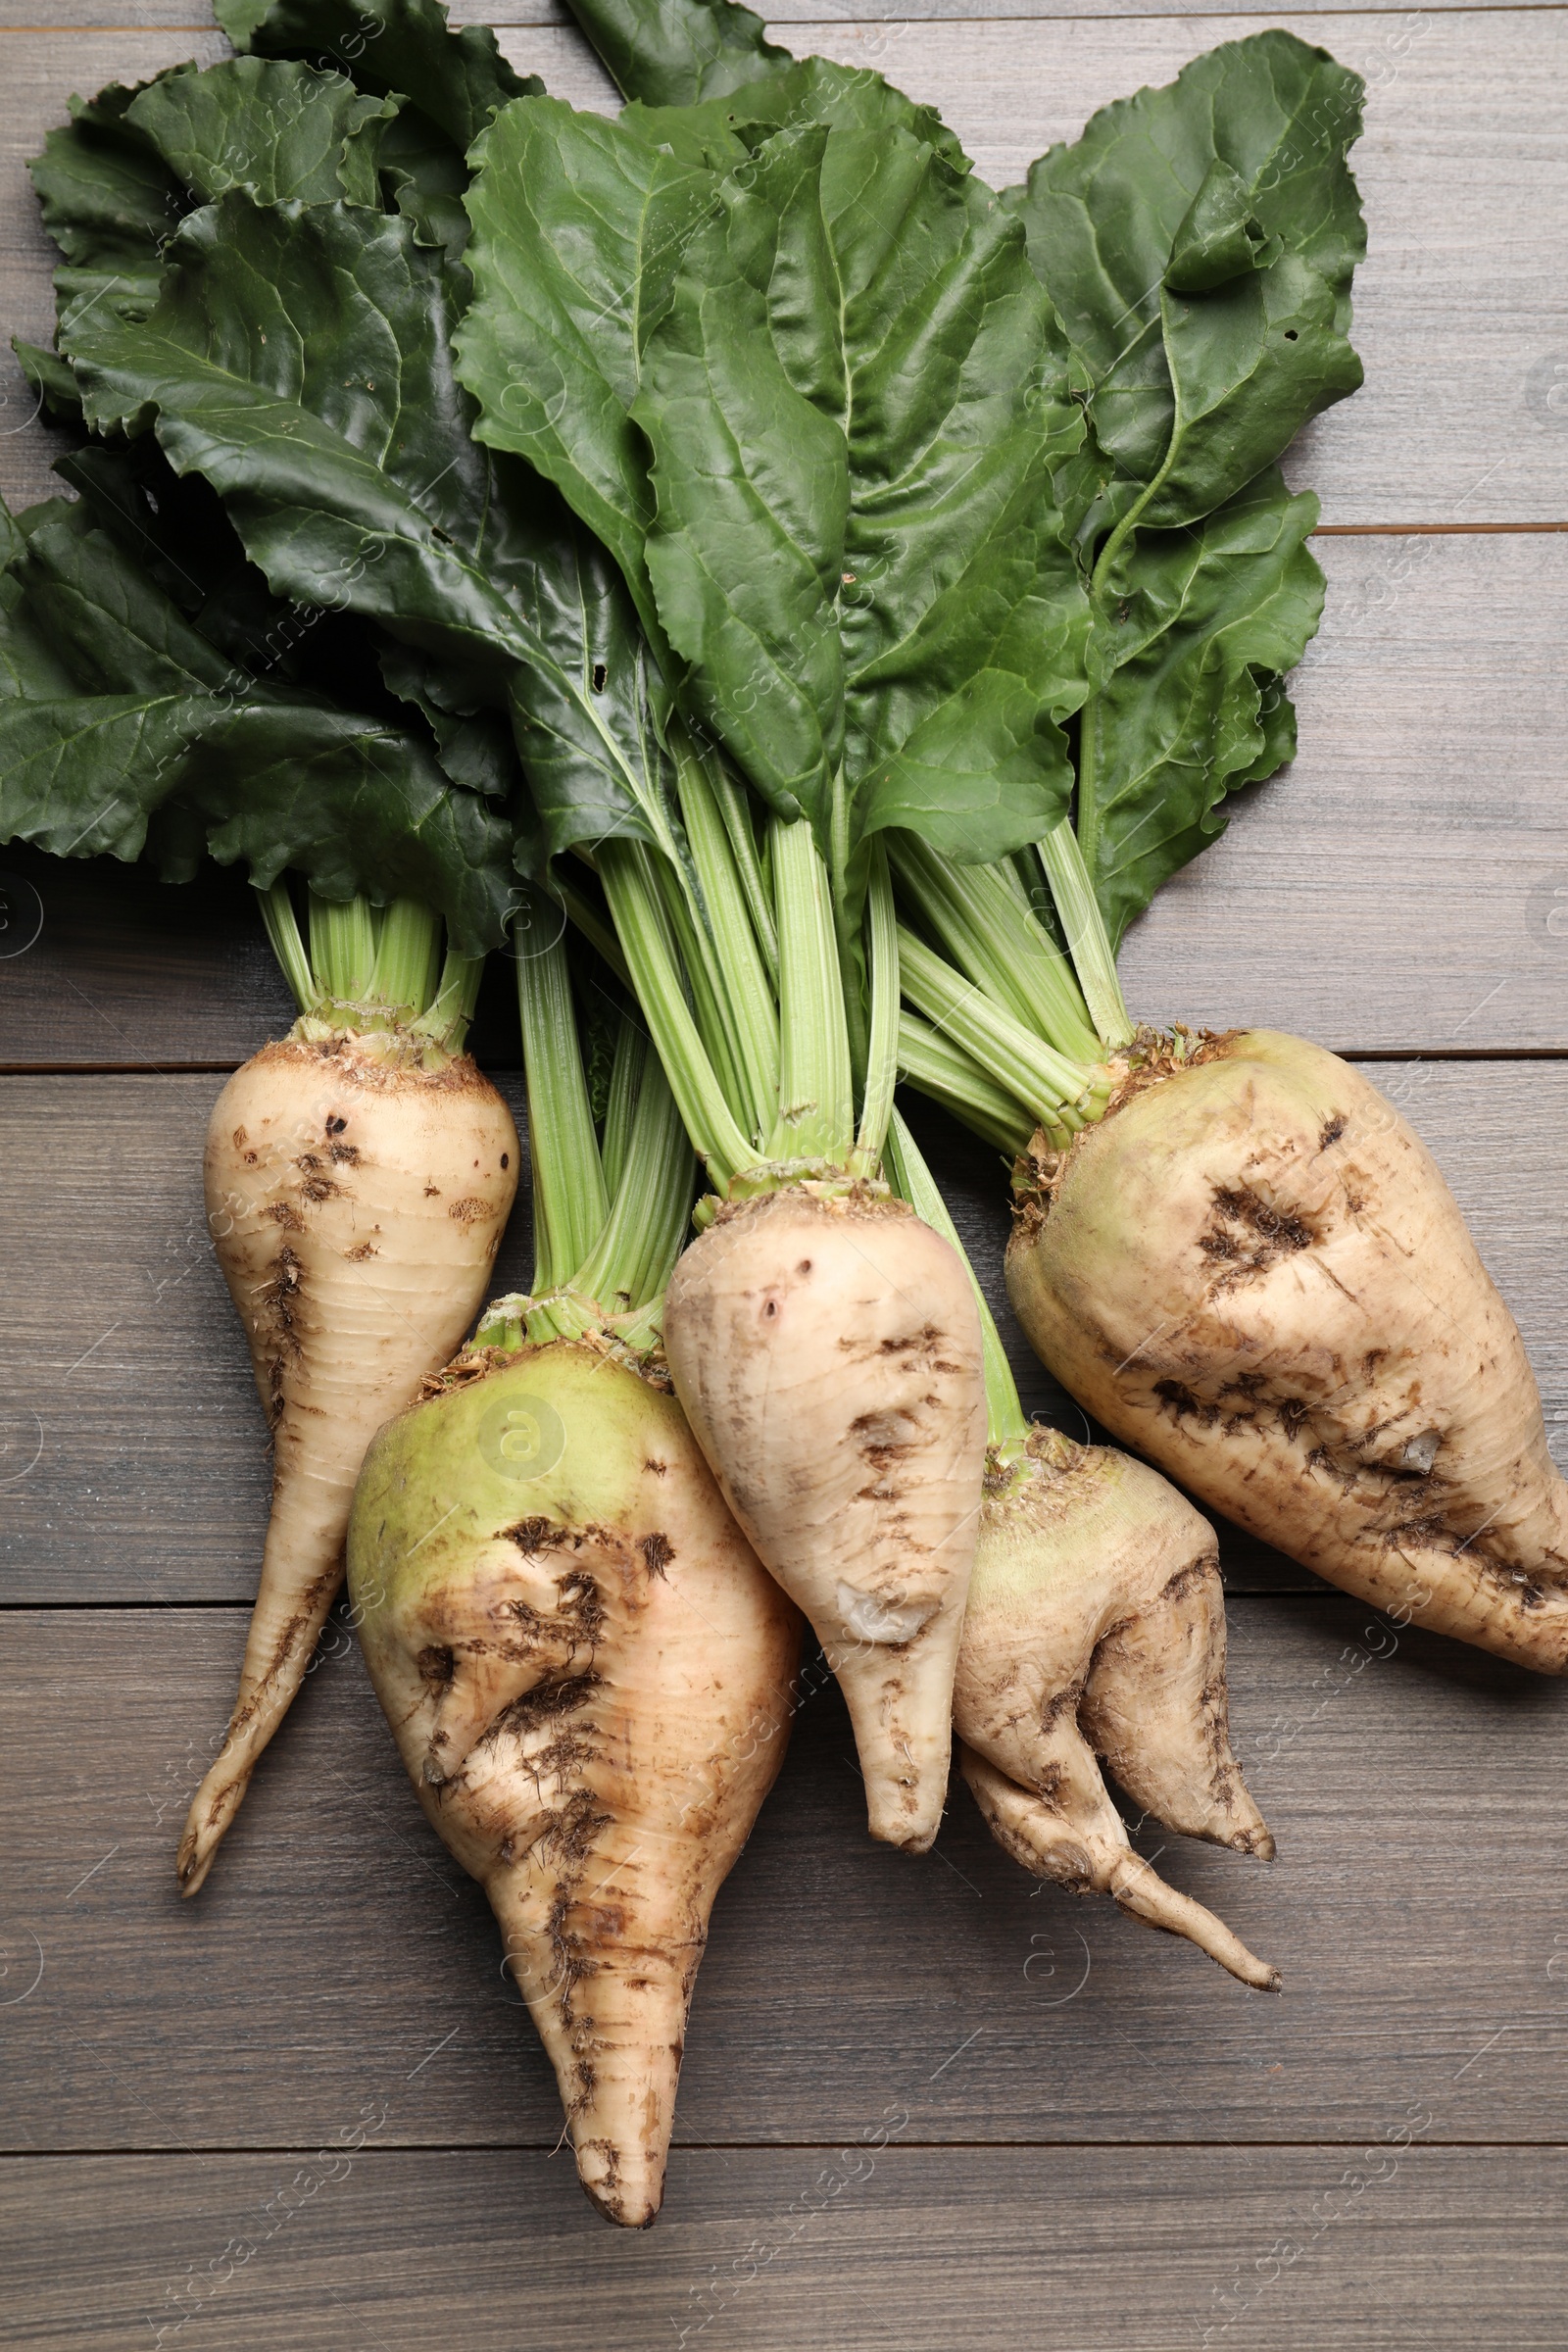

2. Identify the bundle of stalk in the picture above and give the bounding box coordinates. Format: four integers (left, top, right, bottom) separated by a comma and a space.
13, 0, 1383, 1813
555, 0, 1568, 1669
6, 2, 1484, 2240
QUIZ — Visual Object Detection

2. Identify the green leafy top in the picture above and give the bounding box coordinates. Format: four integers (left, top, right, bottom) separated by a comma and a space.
540, 6, 1366, 954
562, 0, 788, 109
27, 83, 188, 336
125, 57, 399, 208
459, 80, 1086, 869
0, 451, 519, 948
216, 0, 537, 156
1003, 29, 1365, 526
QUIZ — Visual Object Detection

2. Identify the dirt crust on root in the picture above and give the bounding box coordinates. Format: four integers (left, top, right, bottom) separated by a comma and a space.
1004, 1028, 1568, 1669
1012, 1028, 1245, 1232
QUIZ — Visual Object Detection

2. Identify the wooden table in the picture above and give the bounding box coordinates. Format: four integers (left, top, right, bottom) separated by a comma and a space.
3, 5, 1567, 2345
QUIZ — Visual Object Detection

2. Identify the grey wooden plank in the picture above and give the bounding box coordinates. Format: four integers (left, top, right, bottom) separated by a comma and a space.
3, 14, 1568, 523
3, 2146, 1564, 2352
3, 1063, 1561, 1600
6, 0, 1549, 25
1117, 531, 1568, 1048
3, 1595, 1568, 2155
4, 535, 1566, 1064
0, 1070, 535, 1599
0, 846, 297, 1068
0, 843, 526, 1069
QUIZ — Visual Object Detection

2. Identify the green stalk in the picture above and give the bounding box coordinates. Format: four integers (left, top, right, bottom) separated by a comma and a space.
265, 878, 477, 1055
558, 864, 633, 989
852, 836, 899, 1173
767, 814, 854, 1167
1036, 818, 1134, 1052
883, 1108, 1030, 1461
368, 899, 443, 1021
706, 748, 779, 982
599, 1004, 642, 1197
888, 833, 1102, 1068
410, 948, 485, 1056
514, 893, 608, 1293
598, 839, 753, 1188
567, 1033, 693, 1323
483, 981, 694, 1352
897, 926, 1102, 1125
897, 1010, 1036, 1159
673, 724, 779, 1146
650, 850, 750, 1141
828, 768, 870, 1092
308, 888, 377, 1003
255, 878, 316, 1015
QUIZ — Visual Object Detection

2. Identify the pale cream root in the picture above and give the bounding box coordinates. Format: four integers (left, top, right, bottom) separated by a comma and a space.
663, 1189, 987, 1853
350, 1346, 801, 2229
1008, 1031, 1568, 1671
956, 1431, 1276, 1988
177, 1036, 516, 1894
961, 1749, 1278, 1991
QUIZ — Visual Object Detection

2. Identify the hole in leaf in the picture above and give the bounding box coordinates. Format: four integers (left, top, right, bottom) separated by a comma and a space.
1283, 329, 1298, 342
591, 662, 608, 692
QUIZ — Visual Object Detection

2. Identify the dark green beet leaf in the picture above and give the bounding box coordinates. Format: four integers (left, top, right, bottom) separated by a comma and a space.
125, 56, 399, 208
0, 492, 518, 945
561, 0, 787, 108
1080, 467, 1322, 950
630, 120, 1089, 858
1004, 30, 1365, 523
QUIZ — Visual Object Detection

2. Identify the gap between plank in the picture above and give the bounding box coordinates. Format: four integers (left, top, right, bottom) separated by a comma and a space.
1314, 521, 1568, 536
5, 2136, 1564, 2157
7, 1050, 1565, 1079
7, 3, 1568, 23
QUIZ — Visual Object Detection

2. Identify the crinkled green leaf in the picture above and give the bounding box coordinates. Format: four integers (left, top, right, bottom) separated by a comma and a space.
13, 340, 82, 423
218, 0, 540, 256
63, 189, 679, 864
54, 438, 316, 680
1082, 466, 1322, 947
0, 492, 519, 945
630, 121, 1088, 856
457, 97, 725, 645
377, 639, 519, 797
563, 0, 788, 108
1004, 30, 1364, 522
625, 55, 972, 177
1164, 158, 1282, 292
217, 0, 538, 155
28, 81, 188, 336
125, 57, 398, 208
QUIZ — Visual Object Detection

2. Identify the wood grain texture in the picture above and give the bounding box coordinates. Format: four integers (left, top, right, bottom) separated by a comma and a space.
0, 842, 530, 1069
1117, 531, 1568, 1047
4, 1596, 1567, 2154
3, 536, 1565, 1064
4, 2145, 1565, 2350
4, 1065, 1562, 1602
7, 0, 1549, 26
3, 13, 1567, 523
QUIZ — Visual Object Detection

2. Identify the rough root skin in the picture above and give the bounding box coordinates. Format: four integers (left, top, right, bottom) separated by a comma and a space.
662, 1188, 987, 1853
177, 1035, 516, 1896
956, 1430, 1277, 1989
1006, 1030, 1568, 1672
349, 1345, 801, 2228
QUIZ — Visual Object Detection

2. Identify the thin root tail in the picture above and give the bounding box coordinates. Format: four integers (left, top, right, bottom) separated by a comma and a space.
1109, 1854, 1280, 1992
